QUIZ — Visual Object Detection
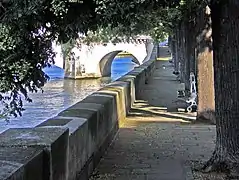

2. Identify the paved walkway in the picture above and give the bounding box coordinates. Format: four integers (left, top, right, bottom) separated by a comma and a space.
90, 47, 220, 180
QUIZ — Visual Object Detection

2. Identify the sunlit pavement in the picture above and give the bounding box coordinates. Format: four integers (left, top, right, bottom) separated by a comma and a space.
90, 47, 219, 180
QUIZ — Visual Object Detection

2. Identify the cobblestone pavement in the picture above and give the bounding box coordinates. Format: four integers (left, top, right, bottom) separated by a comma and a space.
90, 47, 222, 180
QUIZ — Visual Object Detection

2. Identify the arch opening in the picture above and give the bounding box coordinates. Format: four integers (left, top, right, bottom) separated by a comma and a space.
99, 50, 140, 78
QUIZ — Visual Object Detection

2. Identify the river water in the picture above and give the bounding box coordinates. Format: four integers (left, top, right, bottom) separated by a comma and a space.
0, 57, 137, 132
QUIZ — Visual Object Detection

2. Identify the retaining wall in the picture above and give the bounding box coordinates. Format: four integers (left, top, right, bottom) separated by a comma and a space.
0, 47, 157, 180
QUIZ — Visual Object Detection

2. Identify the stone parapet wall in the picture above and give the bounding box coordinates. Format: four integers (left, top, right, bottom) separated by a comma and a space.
0, 46, 157, 180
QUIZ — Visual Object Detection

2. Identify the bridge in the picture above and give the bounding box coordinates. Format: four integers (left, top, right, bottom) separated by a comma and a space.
53, 37, 154, 79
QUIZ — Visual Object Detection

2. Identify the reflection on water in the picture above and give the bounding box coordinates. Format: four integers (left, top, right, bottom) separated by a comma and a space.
0, 57, 137, 132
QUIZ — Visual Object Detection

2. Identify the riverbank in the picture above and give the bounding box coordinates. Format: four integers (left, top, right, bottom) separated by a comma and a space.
0, 57, 138, 133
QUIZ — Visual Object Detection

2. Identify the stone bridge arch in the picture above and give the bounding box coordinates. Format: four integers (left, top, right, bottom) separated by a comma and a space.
99, 50, 141, 77
86, 42, 150, 78
52, 40, 154, 79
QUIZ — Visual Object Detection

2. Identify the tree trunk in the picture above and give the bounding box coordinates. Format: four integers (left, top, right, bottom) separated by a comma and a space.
184, 21, 193, 90
190, 47, 196, 74
174, 28, 180, 73
171, 34, 177, 70
196, 6, 215, 124
168, 35, 172, 49
157, 44, 160, 57
188, 16, 197, 75
179, 23, 186, 83
203, 1, 239, 177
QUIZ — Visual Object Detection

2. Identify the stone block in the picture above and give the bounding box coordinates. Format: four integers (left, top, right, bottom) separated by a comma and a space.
107, 81, 131, 116
66, 119, 89, 180
117, 75, 136, 106
56, 93, 119, 180
0, 147, 43, 180
36, 116, 89, 180
81, 95, 116, 135
79, 96, 115, 143
59, 108, 98, 156
42, 94, 117, 180
90, 92, 118, 125
74, 96, 119, 180
0, 127, 69, 180
96, 85, 125, 121
37, 118, 72, 127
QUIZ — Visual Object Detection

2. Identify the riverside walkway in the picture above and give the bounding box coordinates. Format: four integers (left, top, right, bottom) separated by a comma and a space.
89, 47, 220, 180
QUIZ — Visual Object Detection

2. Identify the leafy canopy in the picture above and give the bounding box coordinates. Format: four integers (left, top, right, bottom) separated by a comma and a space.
0, 0, 181, 118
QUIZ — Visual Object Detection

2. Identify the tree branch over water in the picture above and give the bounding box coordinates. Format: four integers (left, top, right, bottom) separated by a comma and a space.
0, 0, 180, 118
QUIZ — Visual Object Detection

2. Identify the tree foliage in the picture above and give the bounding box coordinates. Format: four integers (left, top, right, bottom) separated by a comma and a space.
0, 0, 181, 118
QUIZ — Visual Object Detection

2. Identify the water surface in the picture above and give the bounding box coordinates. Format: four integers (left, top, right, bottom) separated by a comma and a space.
0, 57, 137, 132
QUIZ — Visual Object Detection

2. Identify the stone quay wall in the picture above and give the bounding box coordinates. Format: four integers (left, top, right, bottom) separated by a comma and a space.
0, 46, 157, 180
